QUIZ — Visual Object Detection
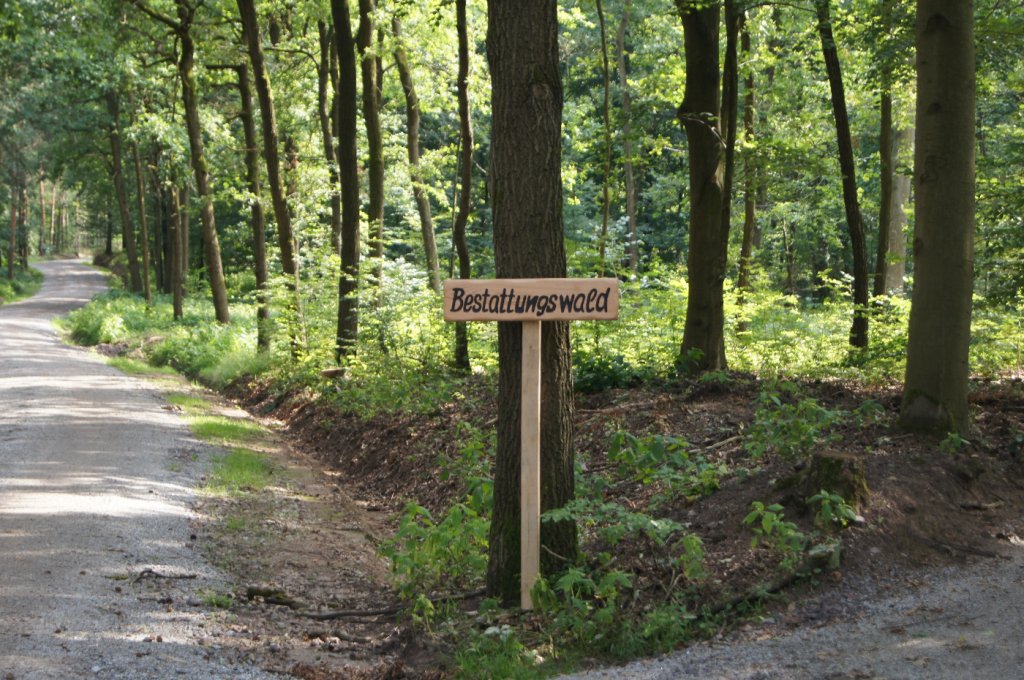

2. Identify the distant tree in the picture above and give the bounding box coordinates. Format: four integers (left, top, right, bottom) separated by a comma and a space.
900, 0, 975, 434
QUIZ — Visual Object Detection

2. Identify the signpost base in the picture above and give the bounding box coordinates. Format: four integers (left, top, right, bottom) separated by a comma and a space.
520, 320, 542, 610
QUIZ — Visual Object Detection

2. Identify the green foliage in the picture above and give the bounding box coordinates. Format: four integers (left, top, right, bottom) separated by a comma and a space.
806, 490, 858, 530
451, 627, 542, 680
190, 416, 265, 446
744, 389, 843, 461
743, 501, 808, 568
0, 266, 42, 304
606, 431, 727, 506
939, 431, 971, 455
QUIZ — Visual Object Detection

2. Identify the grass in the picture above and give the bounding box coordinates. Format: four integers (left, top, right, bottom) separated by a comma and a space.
0, 267, 44, 305
191, 416, 266, 445
108, 356, 178, 376
203, 447, 273, 495
166, 392, 212, 414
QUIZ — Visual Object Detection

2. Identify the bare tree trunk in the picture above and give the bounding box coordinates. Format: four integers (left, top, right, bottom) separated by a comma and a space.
169, 186, 184, 320
815, 0, 869, 348
720, 1, 741, 277
7, 180, 16, 280
616, 2, 638, 272
885, 126, 911, 293
595, 0, 612, 275
486, 0, 577, 605
317, 21, 343, 258
676, 1, 727, 372
175, 12, 230, 323
901, 0, 975, 434
452, 0, 474, 370
234, 63, 271, 351
737, 23, 756, 329
357, 0, 385, 289
237, 0, 303, 346
38, 178, 47, 256
332, 0, 361, 361
393, 17, 442, 294
106, 91, 143, 293
131, 138, 153, 304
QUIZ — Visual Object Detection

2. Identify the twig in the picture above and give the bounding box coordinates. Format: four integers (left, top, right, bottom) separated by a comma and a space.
130, 568, 199, 585
302, 588, 486, 621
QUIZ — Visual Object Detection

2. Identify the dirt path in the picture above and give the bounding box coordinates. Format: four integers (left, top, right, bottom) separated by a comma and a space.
0, 261, 278, 679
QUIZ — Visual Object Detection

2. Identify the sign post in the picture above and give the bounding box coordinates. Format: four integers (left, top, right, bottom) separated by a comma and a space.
444, 278, 619, 609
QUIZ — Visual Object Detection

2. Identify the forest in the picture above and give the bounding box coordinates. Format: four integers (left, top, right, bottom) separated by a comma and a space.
1, 0, 1023, 676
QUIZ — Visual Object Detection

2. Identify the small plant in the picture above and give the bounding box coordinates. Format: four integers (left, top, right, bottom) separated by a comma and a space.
204, 448, 273, 495
743, 501, 807, 568
744, 390, 843, 460
939, 431, 970, 454
806, 489, 858, 530
197, 589, 233, 609
607, 432, 727, 506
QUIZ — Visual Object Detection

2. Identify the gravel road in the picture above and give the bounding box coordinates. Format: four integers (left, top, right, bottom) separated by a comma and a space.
561, 533, 1024, 678
0, 261, 278, 679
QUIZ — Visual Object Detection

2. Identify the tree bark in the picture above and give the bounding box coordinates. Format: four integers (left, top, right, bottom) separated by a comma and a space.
815, 0, 869, 348
169, 185, 184, 320
6, 180, 16, 280
332, 0, 361, 361
234, 63, 271, 352
676, 1, 727, 372
452, 0, 474, 370
237, 0, 304, 347
720, 1, 741, 279
885, 126, 911, 293
486, 0, 577, 606
393, 17, 442, 295
875, 89, 895, 297
106, 91, 143, 293
595, 0, 612, 275
131, 138, 153, 305
38, 179, 47, 256
175, 6, 230, 323
901, 0, 975, 434
737, 23, 756, 329
357, 0, 384, 288
317, 21, 343, 259
616, 2, 638, 272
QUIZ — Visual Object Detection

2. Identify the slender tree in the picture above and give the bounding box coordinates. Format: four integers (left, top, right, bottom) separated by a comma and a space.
486, 0, 577, 605
737, 22, 756, 321
616, 1, 638, 272
316, 21, 343, 258
676, 0, 727, 372
130, 134, 153, 305
815, 0, 870, 348
901, 0, 975, 434
452, 0, 474, 370
106, 91, 143, 293
332, 0, 361, 361
357, 0, 385, 287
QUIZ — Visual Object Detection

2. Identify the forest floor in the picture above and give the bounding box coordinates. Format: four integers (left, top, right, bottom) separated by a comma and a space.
178, 367, 1024, 679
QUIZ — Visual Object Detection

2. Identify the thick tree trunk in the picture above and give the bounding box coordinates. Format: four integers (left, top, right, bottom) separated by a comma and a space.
131, 138, 153, 304
237, 0, 304, 347
393, 17, 442, 295
616, 2, 638, 272
486, 0, 577, 606
106, 91, 143, 293
332, 0, 361, 361
815, 0, 869, 348
235, 63, 271, 352
452, 0, 474, 370
676, 2, 727, 372
317, 21, 343, 259
357, 0, 384, 288
177, 20, 230, 323
901, 0, 975, 434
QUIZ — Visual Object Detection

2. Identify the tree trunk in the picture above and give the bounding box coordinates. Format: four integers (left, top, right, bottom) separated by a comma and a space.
595, 0, 612, 275
38, 179, 47, 256
676, 1, 727, 372
900, 0, 975, 434
452, 0, 474, 370
105, 209, 113, 257
6, 181, 15, 280
176, 15, 230, 323
317, 21, 343, 259
237, 0, 303, 346
885, 126, 911, 293
106, 91, 143, 293
720, 1, 741, 279
17, 184, 27, 270
486, 0, 577, 606
235, 62, 271, 352
815, 0, 869, 348
393, 17, 442, 295
131, 138, 153, 304
737, 23, 756, 324
169, 185, 184, 320
332, 0, 361, 361
616, 2, 639, 272
357, 0, 384, 289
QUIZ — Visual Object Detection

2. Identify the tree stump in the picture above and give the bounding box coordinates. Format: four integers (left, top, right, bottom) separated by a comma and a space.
798, 451, 870, 511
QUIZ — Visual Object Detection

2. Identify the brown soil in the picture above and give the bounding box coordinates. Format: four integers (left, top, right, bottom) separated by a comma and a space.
197, 373, 1024, 679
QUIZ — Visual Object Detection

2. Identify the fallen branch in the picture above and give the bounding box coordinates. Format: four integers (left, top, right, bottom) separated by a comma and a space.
130, 568, 199, 585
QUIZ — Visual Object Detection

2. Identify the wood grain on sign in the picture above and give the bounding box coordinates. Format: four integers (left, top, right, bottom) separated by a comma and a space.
443, 278, 619, 322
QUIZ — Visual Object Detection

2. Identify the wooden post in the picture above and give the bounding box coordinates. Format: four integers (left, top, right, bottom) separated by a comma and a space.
442, 278, 618, 610
520, 320, 542, 609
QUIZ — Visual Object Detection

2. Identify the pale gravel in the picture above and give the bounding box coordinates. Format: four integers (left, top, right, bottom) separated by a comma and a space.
0, 261, 280, 680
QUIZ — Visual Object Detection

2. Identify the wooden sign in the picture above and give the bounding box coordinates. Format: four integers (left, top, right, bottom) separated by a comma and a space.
444, 278, 619, 322
444, 277, 619, 610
